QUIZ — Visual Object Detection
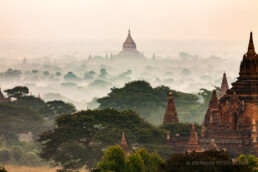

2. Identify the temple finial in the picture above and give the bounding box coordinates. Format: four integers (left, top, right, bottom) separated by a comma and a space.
218, 73, 229, 99
192, 123, 195, 131
166, 131, 170, 140
247, 32, 255, 55
169, 92, 173, 98
121, 132, 127, 145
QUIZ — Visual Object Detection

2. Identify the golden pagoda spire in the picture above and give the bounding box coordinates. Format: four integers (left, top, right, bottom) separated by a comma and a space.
123, 29, 136, 50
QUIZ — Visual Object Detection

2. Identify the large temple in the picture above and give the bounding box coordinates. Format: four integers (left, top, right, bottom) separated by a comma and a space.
165, 32, 258, 158
199, 32, 258, 157
117, 30, 144, 57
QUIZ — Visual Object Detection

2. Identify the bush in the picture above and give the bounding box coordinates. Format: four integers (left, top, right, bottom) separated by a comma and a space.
18, 152, 41, 166
0, 149, 11, 163
11, 145, 23, 161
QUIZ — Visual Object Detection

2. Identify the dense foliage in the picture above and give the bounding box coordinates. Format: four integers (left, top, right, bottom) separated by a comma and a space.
95, 145, 163, 172
0, 86, 77, 166
97, 81, 212, 124
38, 109, 166, 169
0, 103, 43, 139
4, 86, 29, 99
237, 154, 258, 172
39, 100, 76, 119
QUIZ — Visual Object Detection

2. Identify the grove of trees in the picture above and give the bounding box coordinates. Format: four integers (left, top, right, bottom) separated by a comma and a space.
97, 80, 213, 124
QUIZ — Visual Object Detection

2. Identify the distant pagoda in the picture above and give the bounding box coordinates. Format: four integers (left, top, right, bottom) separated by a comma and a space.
163, 92, 179, 125
0, 88, 9, 103
218, 73, 229, 100
117, 30, 143, 57
120, 132, 130, 157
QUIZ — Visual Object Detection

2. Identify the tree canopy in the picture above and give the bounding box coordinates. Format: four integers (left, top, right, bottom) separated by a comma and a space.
96, 146, 163, 172
4, 86, 29, 99
38, 109, 165, 169
40, 100, 76, 118
0, 103, 43, 139
97, 80, 209, 124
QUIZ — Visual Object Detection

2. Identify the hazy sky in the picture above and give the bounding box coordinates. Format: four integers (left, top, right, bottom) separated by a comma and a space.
0, 0, 258, 41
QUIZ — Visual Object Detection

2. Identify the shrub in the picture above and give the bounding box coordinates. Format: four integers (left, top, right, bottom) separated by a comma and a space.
0, 149, 11, 163
11, 145, 24, 161
18, 152, 41, 166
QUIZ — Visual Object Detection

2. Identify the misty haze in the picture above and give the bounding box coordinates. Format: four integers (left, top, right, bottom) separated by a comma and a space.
0, 1, 257, 172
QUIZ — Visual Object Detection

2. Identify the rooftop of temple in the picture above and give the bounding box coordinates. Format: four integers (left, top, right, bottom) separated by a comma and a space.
223, 32, 258, 97
117, 30, 144, 57
218, 73, 229, 100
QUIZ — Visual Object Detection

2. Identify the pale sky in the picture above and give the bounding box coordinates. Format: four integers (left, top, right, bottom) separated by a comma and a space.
0, 0, 257, 41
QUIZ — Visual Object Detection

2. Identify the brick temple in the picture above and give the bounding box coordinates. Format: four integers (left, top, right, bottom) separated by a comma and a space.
165, 32, 258, 158
199, 32, 258, 157
163, 92, 179, 124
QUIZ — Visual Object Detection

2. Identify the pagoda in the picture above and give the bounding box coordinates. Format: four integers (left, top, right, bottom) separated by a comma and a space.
0, 88, 9, 103
120, 132, 130, 157
199, 32, 258, 157
203, 90, 219, 127
218, 73, 229, 100
117, 30, 143, 57
163, 92, 179, 124
187, 123, 201, 152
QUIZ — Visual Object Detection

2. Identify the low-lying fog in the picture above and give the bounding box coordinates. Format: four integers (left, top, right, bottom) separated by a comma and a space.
0, 39, 249, 110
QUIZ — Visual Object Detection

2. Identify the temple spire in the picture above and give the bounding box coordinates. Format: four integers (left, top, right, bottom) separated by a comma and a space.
187, 123, 200, 152
121, 132, 127, 145
163, 92, 179, 124
218, 73, 229, 99
203, 90, 219, 126
247, 32, 255, 55
209, 90, 219, 109
189, 123, 198, 145
120, 132, 130, 156
123, 29, 136, 50
166, 131, 170, 140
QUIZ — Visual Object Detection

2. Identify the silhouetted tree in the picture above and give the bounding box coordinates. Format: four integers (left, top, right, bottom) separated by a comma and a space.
4, 86, 29, 99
